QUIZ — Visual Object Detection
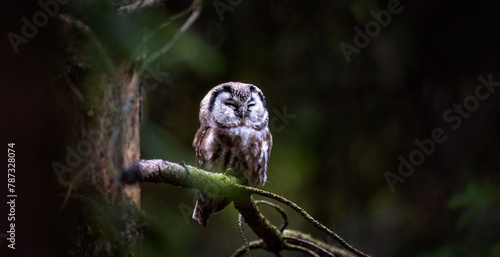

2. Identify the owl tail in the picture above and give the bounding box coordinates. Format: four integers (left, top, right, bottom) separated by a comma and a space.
192, 191, 230, 226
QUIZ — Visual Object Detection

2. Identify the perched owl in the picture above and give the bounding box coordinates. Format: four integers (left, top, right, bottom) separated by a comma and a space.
192, 82, 272, 226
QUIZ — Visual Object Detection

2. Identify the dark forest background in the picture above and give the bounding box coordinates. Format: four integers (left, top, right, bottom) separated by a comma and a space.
2, 0, 500, 256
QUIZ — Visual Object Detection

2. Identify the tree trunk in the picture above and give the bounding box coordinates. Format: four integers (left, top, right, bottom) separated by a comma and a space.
53, 15, 143, 256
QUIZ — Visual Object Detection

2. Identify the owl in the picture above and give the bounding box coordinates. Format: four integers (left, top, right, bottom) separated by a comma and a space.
192, 82, 272, 226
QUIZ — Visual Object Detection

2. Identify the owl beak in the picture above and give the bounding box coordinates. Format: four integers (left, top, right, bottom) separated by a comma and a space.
238, 107, 246, 119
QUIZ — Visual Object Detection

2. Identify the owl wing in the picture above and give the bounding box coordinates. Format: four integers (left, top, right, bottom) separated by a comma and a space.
193, 126, 210, 167
247, 126, 272, 187
266, 127, 273, 164
192, 126, 229, 226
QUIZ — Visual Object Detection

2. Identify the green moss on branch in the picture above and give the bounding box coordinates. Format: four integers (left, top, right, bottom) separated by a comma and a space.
122, 159, 371, 257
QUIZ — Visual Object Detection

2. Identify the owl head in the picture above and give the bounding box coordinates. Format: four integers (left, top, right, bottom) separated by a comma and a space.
199, 82, 269, 129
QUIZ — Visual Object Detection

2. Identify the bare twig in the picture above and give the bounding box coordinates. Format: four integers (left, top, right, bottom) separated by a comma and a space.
238, 213, 251, 257
255, 200, 289, 232
284, 236, 335, 257
136, 0, 202, 75
231, 240, 266, 257
127, 0, 197, 68
118, 0, 164, 15
284, 242, 321, 257
283, 230, 355, 257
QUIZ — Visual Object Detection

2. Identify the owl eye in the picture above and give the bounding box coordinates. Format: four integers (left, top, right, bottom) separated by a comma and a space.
225, 102, 238, 109
247, 102, 256, 108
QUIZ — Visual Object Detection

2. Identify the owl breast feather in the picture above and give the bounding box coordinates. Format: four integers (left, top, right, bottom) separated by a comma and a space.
196, 126, 271, 188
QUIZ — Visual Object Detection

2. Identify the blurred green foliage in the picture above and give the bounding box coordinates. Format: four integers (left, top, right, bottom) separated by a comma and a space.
59, 0, 500, 256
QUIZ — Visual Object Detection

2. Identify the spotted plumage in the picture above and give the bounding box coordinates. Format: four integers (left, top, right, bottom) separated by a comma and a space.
192, 82, 272, 226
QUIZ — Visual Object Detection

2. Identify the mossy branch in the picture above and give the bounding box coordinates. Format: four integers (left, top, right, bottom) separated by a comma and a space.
122, 159, 370, 257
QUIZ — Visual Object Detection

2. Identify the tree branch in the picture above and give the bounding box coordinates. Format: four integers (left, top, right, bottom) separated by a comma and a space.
283, 242, 322, 257
231, 240, 266, 257
118, 0, 165, 15
255, 200, 289, 232
237, 188, 369, 256
283, 230, 355, 257
123, 159, 243, 195
234, 195, 283, 254
122, 159, 370, 257
136, 0, 202, 75
120, 1, 202, 132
